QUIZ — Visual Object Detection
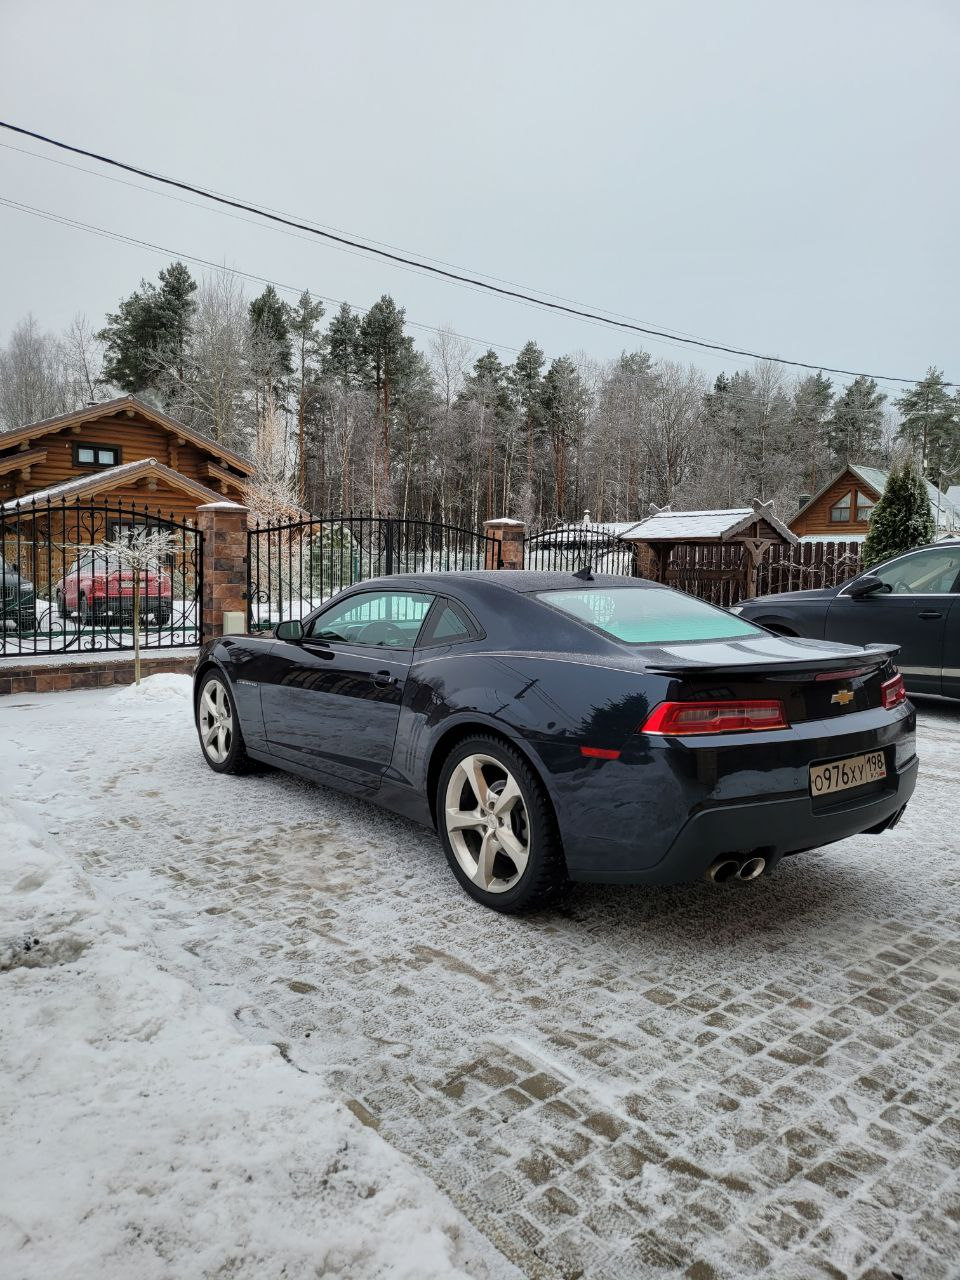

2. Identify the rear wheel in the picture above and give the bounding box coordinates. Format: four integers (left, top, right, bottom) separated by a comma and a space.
196, 672, 250, 774
437, 735, 566, 913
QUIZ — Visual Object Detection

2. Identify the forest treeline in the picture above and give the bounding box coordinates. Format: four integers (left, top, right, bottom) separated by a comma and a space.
1, 261, 957, 529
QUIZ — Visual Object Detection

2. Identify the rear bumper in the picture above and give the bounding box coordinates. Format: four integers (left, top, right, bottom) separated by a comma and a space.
571, 754, 919, 884
538, 702, 918, 885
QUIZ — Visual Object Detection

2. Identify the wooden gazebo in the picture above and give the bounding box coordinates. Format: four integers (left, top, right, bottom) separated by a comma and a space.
620, 500, 798, 603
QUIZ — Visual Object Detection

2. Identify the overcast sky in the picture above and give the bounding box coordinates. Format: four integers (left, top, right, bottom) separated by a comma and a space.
0, 0, 957, 393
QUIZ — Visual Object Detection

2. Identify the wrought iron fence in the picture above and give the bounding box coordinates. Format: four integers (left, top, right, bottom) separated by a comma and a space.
247, 513, 502, 630
524, 525, 636, 576
0, 497, 202, 657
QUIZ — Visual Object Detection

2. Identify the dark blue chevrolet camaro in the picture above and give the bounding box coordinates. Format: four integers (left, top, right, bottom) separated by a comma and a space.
193, 571, 918, 912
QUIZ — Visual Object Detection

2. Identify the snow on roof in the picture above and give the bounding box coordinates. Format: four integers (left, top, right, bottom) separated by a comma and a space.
621, 504, 798, 544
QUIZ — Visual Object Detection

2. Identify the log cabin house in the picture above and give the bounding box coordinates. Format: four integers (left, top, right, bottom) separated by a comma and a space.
0, 395, 252, 519
789, 463, 960, 542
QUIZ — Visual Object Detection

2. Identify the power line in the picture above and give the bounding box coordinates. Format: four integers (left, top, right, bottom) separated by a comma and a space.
0, 194, 522, 357
0, 137, 728, 350
0, 119, 950, 388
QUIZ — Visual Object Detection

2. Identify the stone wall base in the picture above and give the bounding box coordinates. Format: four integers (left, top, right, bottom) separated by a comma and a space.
0, 652, 196, 697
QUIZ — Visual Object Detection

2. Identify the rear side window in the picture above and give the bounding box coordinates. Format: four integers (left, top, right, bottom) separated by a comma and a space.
536, 587, 763, 644
417, 599, 479, 647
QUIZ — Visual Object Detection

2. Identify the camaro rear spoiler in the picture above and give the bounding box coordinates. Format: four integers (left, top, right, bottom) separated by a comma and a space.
645, 642, 899, 678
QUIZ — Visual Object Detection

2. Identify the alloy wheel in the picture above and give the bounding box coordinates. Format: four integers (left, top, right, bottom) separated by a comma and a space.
443, 752, 530, 892
199, 678, 234, 765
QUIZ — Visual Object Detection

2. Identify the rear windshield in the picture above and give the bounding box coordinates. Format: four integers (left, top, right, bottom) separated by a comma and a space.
536, 586, 762, 645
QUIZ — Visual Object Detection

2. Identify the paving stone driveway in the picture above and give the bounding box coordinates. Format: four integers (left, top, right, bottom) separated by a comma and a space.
8, 688, 960, 1278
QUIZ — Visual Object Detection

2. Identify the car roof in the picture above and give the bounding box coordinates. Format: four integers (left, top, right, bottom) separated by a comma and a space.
343, 570, 658, 595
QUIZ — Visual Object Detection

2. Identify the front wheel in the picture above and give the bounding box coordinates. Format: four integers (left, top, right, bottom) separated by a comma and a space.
437, 735, 566, 913
196, 672, 250, 774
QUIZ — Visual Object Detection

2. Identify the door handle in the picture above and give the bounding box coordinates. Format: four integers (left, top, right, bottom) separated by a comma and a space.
918, 611, 943, 620
371, 670, 396, 687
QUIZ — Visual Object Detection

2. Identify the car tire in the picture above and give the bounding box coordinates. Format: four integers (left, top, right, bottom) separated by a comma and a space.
437, 734, 566, 913
196, 671, 250, 775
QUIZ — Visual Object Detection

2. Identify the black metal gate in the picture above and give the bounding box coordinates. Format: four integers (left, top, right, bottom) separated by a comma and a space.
246, 513, 501, 631
0, 497, 202, 656
524, 524, 636, 576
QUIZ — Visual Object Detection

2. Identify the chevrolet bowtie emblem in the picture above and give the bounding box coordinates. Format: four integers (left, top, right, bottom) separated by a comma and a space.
831, 689, 855, 706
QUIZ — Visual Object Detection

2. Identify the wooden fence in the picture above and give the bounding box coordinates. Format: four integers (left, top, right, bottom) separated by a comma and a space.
663, 540, 863, 606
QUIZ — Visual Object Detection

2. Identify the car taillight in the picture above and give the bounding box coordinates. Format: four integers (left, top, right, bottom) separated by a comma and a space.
881, 673, 906, 710
640, 700, 789, 736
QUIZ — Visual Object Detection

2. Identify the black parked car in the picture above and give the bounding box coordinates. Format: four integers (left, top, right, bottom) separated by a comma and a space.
1, 557, 37, 634
193, 572, 917, 912
733, 541, 960, 700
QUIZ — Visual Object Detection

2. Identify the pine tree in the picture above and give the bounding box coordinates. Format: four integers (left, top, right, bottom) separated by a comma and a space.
461, 350, 514, 520
540, 357, 586, 518
790, 371, 833, 491
97, 261, 198, 397
287, 292, 325, 502
358, 296, 415, 513
249, 285, 293, 404
862, 459, 935, 566
895, 366, 959, 485
824, 375, 885, 466
510, 341, 544, 511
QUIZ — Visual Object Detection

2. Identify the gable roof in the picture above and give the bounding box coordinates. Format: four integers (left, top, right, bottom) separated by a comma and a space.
0, 395, 253, 476
621, 503, 798, 545
792, 463, 960, 533
0, 457, 228, 513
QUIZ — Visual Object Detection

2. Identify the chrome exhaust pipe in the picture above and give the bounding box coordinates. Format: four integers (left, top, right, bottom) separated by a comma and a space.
737, 856, 766, 881
707, 858, 740, 883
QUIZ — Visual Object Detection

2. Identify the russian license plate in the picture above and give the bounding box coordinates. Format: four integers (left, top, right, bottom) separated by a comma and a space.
810, 751, 887, 797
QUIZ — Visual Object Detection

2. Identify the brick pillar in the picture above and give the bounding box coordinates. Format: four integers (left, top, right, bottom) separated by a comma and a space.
632, 540, 661, 581
196, 501, 249, 639
483, 518, 525, 570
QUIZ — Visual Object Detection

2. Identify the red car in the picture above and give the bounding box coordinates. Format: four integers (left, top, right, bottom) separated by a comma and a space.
55, 551, 172, 626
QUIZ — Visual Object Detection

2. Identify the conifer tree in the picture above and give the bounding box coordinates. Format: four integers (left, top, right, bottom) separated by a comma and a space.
824, 375, 885, 465
510, 341, 545, 511
98, 261, 198, 397
249, 285, 293, 404
895, 366, 959, 485
358, 296, 415, 512
288, 292, 326, 501
862, 459, 935, 566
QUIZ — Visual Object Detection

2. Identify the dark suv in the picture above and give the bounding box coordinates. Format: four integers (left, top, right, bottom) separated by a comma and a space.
1, 557, 37, 634
733, 541, 960, 700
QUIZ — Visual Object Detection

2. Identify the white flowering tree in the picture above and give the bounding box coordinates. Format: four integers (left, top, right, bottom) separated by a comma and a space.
96, 526, 179, 684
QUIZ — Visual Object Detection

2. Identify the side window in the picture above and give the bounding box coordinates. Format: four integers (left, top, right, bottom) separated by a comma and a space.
873, 549, 960, 595
830, 491, 852, 523
307, 590, 435, 647
418, 599, 478, 647
855, 491, 875, 522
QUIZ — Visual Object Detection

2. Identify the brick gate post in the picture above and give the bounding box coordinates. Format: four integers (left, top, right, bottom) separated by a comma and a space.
196, 500, 249, 638
483, 518, 525, 570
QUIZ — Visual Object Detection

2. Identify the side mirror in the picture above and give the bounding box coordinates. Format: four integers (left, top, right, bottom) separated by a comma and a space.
275, 618, 305, 641
848, 574, 888, 600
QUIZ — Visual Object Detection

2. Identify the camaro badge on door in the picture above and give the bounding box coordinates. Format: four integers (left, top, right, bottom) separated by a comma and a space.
831, 689, 855, 706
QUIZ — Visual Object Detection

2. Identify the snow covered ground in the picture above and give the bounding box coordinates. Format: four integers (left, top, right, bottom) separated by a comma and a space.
2, 677, 960, 1279
0, 680, 517, 1280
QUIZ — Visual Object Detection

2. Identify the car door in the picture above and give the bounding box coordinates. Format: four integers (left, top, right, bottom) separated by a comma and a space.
824, 546, 960, 696
260, 588, 436, 789
942, 592, 960, 700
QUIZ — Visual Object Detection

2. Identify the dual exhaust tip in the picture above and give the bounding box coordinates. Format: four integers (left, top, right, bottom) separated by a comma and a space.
707, 856, 766, 883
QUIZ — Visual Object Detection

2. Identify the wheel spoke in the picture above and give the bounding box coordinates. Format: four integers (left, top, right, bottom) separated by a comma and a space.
202, 722, 218, 747
446, 807, 486, 832
463, 756, 488, 808
472, 831, 498, 890
492, 775, 522, 817
202, 688, 217, 717
217, 726, 228, 758
497, 826, 529, 874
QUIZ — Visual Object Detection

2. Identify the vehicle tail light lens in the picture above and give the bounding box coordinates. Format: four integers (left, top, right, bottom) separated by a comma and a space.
881, 673, 906, 710
640, 700, 789, 736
